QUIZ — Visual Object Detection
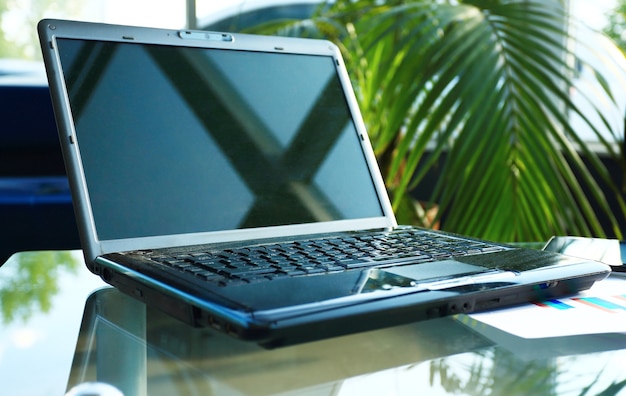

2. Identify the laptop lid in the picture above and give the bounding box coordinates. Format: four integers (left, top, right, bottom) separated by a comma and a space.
38, 19, 396, 266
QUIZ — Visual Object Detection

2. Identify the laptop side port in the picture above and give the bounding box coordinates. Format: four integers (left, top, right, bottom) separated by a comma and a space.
208, 315, 222, 330
448, 300, 475, 314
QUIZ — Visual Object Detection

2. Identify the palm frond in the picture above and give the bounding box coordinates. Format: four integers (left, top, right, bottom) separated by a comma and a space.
246, 0, 626, 242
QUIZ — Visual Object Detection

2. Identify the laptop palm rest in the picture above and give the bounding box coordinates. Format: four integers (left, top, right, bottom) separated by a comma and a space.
218, 261, 504, 310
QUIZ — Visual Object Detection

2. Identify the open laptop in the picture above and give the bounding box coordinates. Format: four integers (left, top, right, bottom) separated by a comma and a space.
38, 18, 610, 347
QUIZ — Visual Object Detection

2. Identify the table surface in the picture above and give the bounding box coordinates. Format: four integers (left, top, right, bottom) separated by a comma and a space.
2, 250, 626, 396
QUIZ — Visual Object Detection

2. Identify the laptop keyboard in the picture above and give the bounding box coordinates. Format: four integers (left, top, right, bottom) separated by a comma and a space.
150, 229, 510, 287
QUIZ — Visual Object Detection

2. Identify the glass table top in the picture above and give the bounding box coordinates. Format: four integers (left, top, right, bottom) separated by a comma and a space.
1, 250, 626, 395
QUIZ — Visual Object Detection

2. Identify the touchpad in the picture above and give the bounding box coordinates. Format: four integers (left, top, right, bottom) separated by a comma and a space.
383, 260, 487, 282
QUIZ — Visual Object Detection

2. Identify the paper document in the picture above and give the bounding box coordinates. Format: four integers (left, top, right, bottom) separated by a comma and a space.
466, 276, 626, 338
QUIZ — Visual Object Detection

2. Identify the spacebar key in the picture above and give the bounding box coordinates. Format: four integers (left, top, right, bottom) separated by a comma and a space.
223, 267, 276, 277
338, 259, 375, 269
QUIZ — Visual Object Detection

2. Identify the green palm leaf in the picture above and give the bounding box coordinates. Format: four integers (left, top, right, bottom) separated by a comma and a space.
244, 0, 626, 242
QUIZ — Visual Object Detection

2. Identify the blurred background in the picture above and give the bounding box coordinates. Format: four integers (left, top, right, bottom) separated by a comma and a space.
3, 0, 626, 263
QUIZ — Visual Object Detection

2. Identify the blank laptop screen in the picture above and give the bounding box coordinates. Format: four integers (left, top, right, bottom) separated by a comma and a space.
56, 39, 384, 240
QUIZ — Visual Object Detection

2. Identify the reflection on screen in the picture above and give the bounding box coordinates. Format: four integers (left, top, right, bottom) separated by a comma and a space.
57, 39, 384, 240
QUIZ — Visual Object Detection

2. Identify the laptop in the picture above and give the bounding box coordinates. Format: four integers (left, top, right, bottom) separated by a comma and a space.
38, 18, 611, 347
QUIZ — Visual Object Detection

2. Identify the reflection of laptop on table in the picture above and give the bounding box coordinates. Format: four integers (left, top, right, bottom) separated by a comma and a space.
71, 288, 625, 395
38, 19, 610, 347
68, 287, 493, 395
